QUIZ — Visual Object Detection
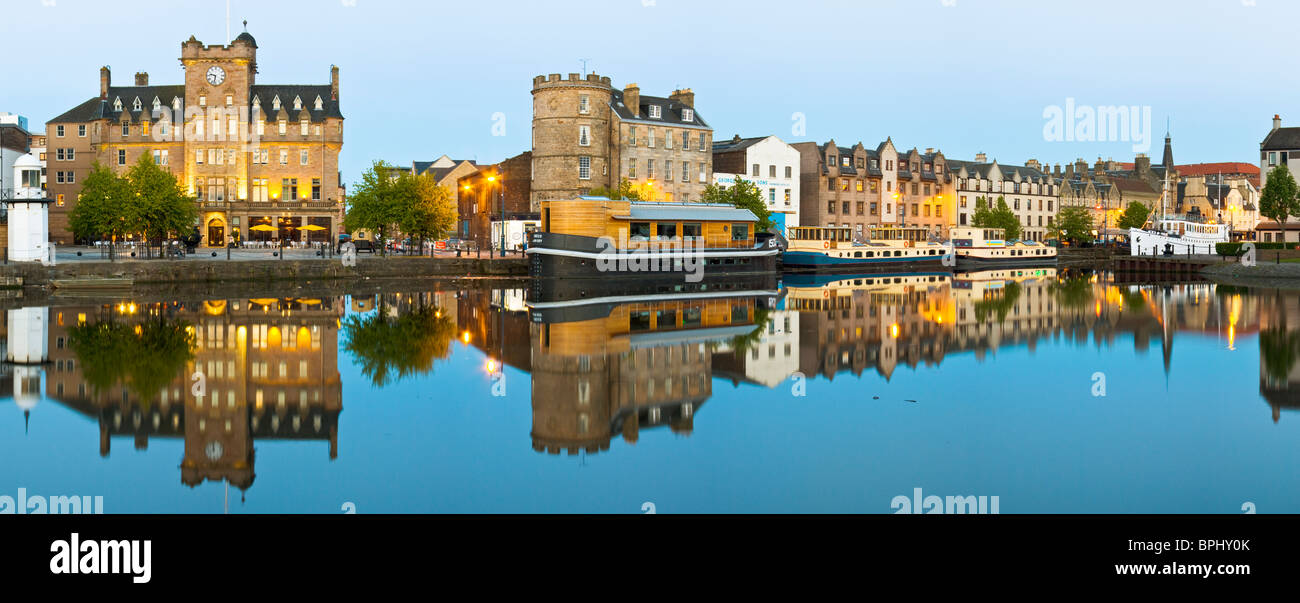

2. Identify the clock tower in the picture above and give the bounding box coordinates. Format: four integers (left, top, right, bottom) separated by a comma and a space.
180, 30, 257, 118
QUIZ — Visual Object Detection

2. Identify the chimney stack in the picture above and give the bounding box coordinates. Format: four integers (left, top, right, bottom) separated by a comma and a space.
1025, 158, 1040, 170
624, 84, 640, 118
331, 65, 340, 101
669, 88, 695, 109
975, 152, 987, 163
1274, 114, 1282, 132
135, 72, 149, 86
100, 66, 111, 99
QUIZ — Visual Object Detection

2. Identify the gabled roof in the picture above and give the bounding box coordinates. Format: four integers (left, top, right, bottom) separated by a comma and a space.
712, 135, 768, 153
1261, 127, 1300, 151
252, 85, 342, 122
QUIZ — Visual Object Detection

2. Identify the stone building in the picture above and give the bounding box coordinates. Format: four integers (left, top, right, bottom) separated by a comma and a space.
948, 155, 1058, 242
794, 138, 954, 238
45, 29, 345, 246
531, 73, 712, 206
711, 135, 801, 233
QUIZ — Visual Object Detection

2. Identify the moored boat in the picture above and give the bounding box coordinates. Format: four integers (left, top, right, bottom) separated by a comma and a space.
950, 226, 1057, 268
527, 196, 781, 279
782, 225, 948, 273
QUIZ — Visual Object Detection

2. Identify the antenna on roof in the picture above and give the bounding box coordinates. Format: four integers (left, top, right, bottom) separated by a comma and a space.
580, 59, 590, 77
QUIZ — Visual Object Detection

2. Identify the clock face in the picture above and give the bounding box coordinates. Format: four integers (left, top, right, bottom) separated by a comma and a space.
205, 440, 224, 461
206, 66, 226, 86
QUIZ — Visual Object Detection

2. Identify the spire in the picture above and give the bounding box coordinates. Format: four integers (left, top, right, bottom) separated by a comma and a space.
1161, 129, 1175, 170
24, 410, 30, 435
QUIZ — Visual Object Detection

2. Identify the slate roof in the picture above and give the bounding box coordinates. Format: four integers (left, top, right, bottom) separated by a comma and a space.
713, 135, 768, 153
1261, 127, 1300, 151
252, 85, 343, 122
413, 161, 434, 174
611, 90, 709, 130
49, 84, 343, 125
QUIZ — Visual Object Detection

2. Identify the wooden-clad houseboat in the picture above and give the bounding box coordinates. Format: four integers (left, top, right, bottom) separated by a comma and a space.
527, 196, 781, 279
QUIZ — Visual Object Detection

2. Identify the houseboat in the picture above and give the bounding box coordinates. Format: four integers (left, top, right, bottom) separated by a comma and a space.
782, 225, 949, 273
527, 196, 781, 279
949, 226, 1057, 268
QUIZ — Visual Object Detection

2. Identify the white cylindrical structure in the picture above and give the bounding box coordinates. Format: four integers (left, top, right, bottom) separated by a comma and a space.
7, 153, 50, 262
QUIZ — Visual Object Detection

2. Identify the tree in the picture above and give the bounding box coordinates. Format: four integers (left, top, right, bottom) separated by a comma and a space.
971, 196, 1021, 240
68, 162, 132, 258
589, 178, 644, 201
342, 301, 457, 387
344, 161, 407, 256
402, 173, 458, 247
68, 316, 196, 402
1261, 164, 1299, 247
1050, 206, 1095, 245
1116, 201, 1151, 230
125, 154, 198, 258
701, 176, 774, 231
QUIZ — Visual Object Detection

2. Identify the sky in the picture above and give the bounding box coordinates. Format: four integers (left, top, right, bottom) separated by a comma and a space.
2, 0, 1294, 185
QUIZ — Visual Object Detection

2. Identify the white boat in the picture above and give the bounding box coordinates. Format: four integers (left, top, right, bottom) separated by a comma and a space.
949, 226, 1058, 268
1129, 173, 1229, 256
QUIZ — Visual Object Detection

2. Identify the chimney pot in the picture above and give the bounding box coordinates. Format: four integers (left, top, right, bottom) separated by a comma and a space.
1274, 114, 1282, 132
134, 72, 148, 86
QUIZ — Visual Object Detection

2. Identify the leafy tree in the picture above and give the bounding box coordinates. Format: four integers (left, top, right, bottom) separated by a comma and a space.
1261, 164, 1299, 245
68, 316, 196, 402
701, 176, 774, 231
1050, 206, 1095, 245
974, 280, 1023, 323
342, 301, 457, 387
1116, 201, 1151, 230
68, 162, 132, 258
122, 155, 199, 257
971, 196, 1021, 240
402, 173, 458, 247
344, 161, 407, 256
589, 178, 644, 201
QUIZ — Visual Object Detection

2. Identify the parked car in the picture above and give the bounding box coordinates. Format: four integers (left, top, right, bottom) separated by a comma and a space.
339, 239, 375, 253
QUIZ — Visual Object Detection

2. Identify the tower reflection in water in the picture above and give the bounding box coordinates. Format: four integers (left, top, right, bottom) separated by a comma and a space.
25, 298, 343, 496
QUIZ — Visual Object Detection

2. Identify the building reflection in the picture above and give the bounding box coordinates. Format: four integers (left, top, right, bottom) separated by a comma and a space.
31, 297, 343, 494
1258, 288, 1300, 423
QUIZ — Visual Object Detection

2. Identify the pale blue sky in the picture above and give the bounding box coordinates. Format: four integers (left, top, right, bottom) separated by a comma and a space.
3, 0, 1294, 184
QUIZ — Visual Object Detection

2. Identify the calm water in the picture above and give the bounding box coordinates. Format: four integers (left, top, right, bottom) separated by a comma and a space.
2, 270, 1297, 514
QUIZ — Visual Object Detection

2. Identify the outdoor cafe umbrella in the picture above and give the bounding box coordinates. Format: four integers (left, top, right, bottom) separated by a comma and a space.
300, 224, 327, 231
249, 225, 277, 232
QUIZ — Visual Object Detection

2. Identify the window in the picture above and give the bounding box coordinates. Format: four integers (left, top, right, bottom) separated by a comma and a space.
56, 125, 65, 137
121, 122, 130, 137
647, 159, 655, 179
647, 129, 655, 148
279, 121, 287, 136
785, 189, 792, 204
732, 224, 749, 241
630, 222, 652, 238
78, 125, 86, 137
280, 149, 289, 165
699, 162, 706, 183
579, 95, 590, 114
856, 180, 864, 192
118, 150, 126, 166
282, 178, 299, 200
682, 223, 702, 239
578, 156, 591, 180
770, 189, 777, 203
627, 159, 637, 179
1269, 152, 1278, 166
698, 133, 706, 151
56, 148, 64, 161
628, 126, 637, 146
257, 120, 265, 136
251, 178, 268, 202
312, 178, 322, 200
682, 162, 690, 183
665, 131, 672, 149
153, 149, 168, 166
649, 105, 662, 118
228, 119, 238, 137
195, 149, 204, 164
301, 150, 309, 165
682, 108, 694, 122
56, 171, 64, 184
753, 164, 760, 177
578, 125, 590, 146
300, 120, 309, 136
827, 201, 836, 213
665, 161, 673, 181
656, 223, 677, 238
199, 96, 206, 106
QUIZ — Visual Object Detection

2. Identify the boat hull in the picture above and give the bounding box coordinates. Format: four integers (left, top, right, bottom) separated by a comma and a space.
955, 256, 1058, 269
782, 250, 946, 274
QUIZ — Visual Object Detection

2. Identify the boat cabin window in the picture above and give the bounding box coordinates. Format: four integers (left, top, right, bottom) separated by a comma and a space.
732, 224, 749, 241
657, 223, 677, 238
683, 223, 702, 239
630, 222, 652, 239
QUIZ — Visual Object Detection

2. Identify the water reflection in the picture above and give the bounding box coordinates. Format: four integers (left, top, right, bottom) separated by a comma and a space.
3, 268, 1299, 510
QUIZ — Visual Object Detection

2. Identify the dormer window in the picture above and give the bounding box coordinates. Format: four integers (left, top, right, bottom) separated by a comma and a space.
133, 97, 142, 112
648, 105, 662, 119
172, 97, 182, 112
682, 108, 694, 122
272, 95, 281, 111
152, 97, 161, 112
314, 96, 323, 111
253, 96, 261, 109
293, 96, 302, 111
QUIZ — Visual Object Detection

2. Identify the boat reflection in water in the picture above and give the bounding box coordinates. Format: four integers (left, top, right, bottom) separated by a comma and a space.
526, 274, 783, 455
